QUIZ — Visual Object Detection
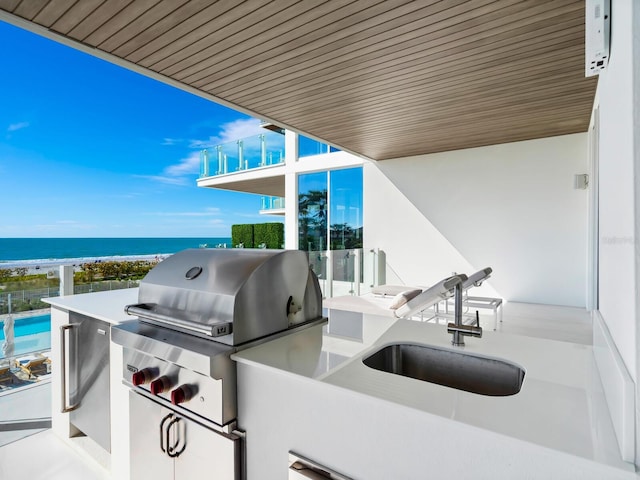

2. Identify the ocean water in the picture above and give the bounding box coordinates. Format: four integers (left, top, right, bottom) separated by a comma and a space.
0, 237, 231, 263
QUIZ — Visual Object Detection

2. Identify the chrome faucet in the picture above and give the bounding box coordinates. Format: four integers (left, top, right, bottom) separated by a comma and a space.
447, 277, 482, 346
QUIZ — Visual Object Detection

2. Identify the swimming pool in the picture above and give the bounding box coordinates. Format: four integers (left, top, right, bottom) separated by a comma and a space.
0, 314, 51, 341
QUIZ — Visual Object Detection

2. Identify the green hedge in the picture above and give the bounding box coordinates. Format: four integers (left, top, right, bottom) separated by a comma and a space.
231, 224, 254, 248
231, 222, 284, 248
254, 222, 284, 249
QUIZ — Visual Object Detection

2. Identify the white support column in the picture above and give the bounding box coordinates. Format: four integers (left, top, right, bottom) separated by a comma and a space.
284, 172, 298, 250
285, 130, 298, 165
284, 130, 299, 249
59, 265, 74, 296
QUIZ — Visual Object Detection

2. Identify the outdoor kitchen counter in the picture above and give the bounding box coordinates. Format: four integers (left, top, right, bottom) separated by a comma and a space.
232, 308, 636, 479
45, 287, 139, 324
45, 288, 139, 480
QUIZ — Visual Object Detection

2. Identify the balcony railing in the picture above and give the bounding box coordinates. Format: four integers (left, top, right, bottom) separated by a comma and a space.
260, 196, 285, 211
303, 248, 385, 298
200, 131, 285, 178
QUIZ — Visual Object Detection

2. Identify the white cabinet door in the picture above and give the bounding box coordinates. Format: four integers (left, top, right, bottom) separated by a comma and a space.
174, 415, 240, 480
129, 391, 174, 480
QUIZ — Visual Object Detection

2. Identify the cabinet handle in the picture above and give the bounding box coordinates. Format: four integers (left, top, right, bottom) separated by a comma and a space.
60, 324, 78, 413
159, 413, 173, 453
166, 417, 186, 458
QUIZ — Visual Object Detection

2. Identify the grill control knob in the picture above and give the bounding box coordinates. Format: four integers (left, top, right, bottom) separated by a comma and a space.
150, 376, 172, 395
171, 385, 192, 405
131, 368, 155, 386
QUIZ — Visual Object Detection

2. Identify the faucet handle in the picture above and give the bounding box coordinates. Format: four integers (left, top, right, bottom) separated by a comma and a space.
447, 323, 483, 338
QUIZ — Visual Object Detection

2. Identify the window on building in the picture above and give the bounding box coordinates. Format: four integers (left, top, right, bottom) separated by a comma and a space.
298, 172, 328, 252
330, 167, 363, 250
298, 167, 363, 251
298, 134, 340, 158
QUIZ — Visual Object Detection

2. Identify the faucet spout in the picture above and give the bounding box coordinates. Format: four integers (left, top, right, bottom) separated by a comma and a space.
447, 277, 483, 346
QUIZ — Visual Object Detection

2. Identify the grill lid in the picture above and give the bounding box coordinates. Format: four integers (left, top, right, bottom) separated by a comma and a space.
125, 248, 322, 346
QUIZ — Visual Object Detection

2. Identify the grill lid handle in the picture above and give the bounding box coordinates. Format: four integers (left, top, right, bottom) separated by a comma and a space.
124, 303, 232, 337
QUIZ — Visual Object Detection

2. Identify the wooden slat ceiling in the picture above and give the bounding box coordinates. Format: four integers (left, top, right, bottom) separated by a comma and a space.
0, 0, 597, 161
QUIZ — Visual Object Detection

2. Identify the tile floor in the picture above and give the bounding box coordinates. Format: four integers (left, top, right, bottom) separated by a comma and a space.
0, 302, 594, 480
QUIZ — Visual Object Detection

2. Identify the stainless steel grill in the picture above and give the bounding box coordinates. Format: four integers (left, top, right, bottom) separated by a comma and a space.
123, 248, 323, 345
111, 249, 325, 480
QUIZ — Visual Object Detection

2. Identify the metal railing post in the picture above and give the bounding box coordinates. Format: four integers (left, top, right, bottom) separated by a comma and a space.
217, 145, 224, 174
238, 140, 244, 170
202, 149, 209, 177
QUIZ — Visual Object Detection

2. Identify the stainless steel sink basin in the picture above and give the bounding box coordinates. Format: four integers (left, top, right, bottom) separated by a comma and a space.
362, 343, 525, 396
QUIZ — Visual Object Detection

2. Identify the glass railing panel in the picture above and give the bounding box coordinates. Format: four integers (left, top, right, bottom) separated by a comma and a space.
241, 134, 263, 171
302, 249, 365, 298
264, 130, 285, 166
220, 140, 241, 173
299, 135, 339, 158
260, 196, 285, 210
200, 131, 285, 178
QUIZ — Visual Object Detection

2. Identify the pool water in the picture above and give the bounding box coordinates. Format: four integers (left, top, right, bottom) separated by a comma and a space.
0, 314, 51, 340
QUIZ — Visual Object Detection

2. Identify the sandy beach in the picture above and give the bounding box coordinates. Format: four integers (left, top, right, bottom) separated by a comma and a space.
0, 254, 169, 275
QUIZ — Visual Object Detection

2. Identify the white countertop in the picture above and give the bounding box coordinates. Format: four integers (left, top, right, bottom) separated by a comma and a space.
233, 308, 634, 473
43, 289, 633, 473
44, 288, 139, 325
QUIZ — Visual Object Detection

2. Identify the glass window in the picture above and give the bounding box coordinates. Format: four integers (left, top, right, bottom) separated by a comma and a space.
299, 135, 340, 158
329, 167, 363, 250
298, 172, 328, 252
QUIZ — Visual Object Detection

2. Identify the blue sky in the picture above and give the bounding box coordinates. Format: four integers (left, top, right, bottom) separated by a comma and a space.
0, 20, 281, 238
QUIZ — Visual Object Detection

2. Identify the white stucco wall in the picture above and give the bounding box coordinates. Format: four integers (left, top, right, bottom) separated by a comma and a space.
364, 133, 589, 307
595, 0, 638, 382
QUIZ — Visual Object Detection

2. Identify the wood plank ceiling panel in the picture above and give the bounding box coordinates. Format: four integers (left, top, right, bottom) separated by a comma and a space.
49, 0, 105, 34
227, 0, 578, 107
95, 0, 191, 52
181, 0, 409, 87
32, 0, 78, 27
0, 0, 598, 161
66, 0, 134, 41
244, 7, 586, 112
210, 0, 517, 97
109, 0, 211, 57
83, 0, 161, 45
281, 43, 586, 126
12, 0, 49, 20
160, 0, 377, 79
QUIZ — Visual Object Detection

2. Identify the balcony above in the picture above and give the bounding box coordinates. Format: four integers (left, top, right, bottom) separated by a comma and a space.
259, 196, 285, 216
198, 130, 285, 196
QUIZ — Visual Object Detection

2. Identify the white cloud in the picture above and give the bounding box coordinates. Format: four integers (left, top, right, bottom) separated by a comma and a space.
140, 151, 201, 186
189, 118, 263, 148
161, 138, 181, 146
7, 121, 29, 132
135, 174, 188, 186
165, 151, 201, 176
145, 118, 262, 186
